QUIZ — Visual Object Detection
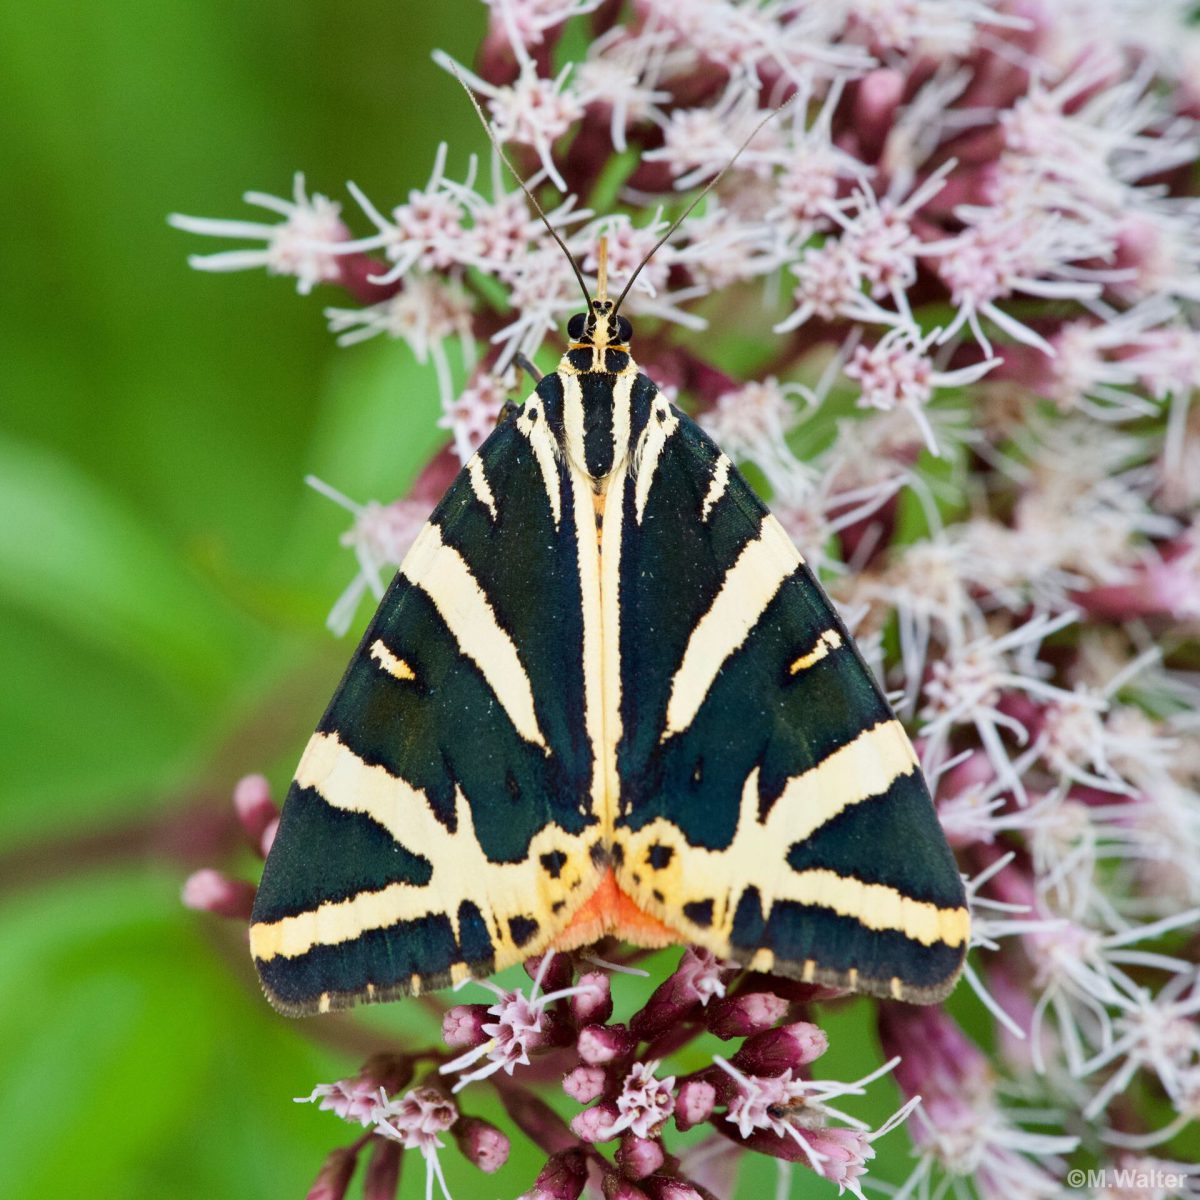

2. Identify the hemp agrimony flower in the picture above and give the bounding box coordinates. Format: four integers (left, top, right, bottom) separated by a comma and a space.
178, 1, 1200, 1195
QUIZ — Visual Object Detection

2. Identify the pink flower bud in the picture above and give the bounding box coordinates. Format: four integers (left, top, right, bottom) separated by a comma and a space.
732, 1022, 828, 1076
305, 1146, 357, 1200
528, 1148, 589, 1200
617, 1133, 664, 1180
499, 1084, 576, 1155
673, 1079, 716, 1131
360, 1052, 414, 1097
643, 1180, 703, 1200
361, 1138, 400, 1200
571, 971, 613, 1024
604, 1178, 650, 1200
526, 952, 575, 994
442, 1004, 491, 1048
571, 1101, 620, 1143
454, 1115, 510, 1173
1077, 545, 1200, 622
632, 949, 735, 1041
181, 869, 256, 920
706, 991, 788, 1039
563, 1064, 607, 1103
854, 68, 905, 161
233, 773, 277, 851
578, 1023, 636, 1065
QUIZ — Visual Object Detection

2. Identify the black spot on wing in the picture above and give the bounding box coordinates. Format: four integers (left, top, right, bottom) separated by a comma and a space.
251, 783, 431, 925
683, 898, 714, 928
646, 844, 674, 870
540, 850, 568, 879
508, 915, 540, 948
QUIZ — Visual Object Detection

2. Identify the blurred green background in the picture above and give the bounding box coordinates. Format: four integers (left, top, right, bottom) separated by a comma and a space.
1, 3, 484, 1196
0, 6, 957, 1197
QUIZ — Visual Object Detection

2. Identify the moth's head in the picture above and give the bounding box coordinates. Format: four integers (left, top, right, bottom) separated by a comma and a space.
568, 299, 633, 349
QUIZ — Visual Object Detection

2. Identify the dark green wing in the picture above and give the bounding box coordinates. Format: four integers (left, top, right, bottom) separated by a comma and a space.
250, 387, 604, 1015
611, 393, 968, 1003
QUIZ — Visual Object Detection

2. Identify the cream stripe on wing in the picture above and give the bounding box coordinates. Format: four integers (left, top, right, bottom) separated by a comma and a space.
402, 521, 547, 750
701, 454, 731, 522
609, 373, 633, 475
569, 459, 607, 816
249, 732, 600, 963
789, 629, 843, 673
598, 462, 626, 817
633, 393, 679, 523
663, 513, 802, 738
516, 398, 562, 529
781, 869, 970, 947
561, 372, 587, 478
770, 719, 920, 840
370, 639, 415, 681
467, 454, 498, 521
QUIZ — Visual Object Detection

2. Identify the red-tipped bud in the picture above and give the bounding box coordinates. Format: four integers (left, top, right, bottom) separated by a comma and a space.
732, 1022, 828, 1076
260, 816, 279, 857
528, 1148, 589, 1200
526, 952, 575, 994
361, 1139, 400, 1200
181, 869, 256, 920
571, 971, 613, 1024
442, 1004, 491, 1048
571, 1101, 620, 1143
360, 1052, 414, 1097
673, 1079, 716, 1131
305, 1146, 357, 1200
643, 1180, 704, 1200
603, 1177, 650, 1200
455, 1116, 510, 1173
233, 773, 278, 852
617, 1133, 665, 1180
706, 991, 788, 1039
631, 980, 698, 1042
563, 1064, 607, 1103
578, 1023, 637, 1065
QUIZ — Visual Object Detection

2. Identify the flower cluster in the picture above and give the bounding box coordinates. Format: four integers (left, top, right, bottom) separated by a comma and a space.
178, 0, 1200, 1196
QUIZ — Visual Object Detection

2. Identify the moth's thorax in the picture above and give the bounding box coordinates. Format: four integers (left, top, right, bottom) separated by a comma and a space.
533, 362, 656, 485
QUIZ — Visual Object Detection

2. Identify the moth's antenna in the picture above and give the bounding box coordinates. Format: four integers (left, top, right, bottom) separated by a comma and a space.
612, 95, 798, 318
450, 64, 592, 311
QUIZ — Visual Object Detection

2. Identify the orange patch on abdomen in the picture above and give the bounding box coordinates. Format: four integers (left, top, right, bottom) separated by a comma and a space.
550, 869, 684, 953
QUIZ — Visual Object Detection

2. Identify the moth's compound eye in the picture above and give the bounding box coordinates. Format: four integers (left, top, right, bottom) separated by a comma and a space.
615, 316, 633, 342
567, 313, 588, 339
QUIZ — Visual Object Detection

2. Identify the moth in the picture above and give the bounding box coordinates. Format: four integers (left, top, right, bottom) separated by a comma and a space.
248, 93, 969, 1012
249, 113, 969, 1017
